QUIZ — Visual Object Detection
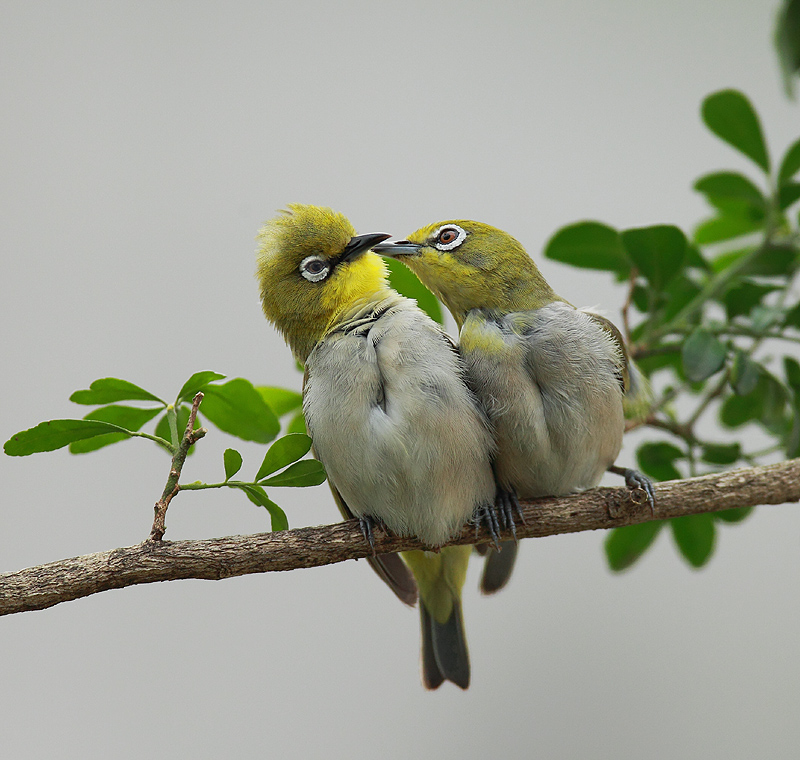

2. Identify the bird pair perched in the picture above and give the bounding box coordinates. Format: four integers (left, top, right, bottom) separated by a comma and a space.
256, 204, 653, 690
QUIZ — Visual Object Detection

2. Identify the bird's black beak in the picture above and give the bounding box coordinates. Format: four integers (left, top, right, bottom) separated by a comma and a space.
370, 239, 424, 258
341, 233, 392, 262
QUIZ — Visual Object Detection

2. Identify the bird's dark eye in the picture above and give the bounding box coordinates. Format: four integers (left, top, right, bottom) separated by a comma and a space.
432, 224, 467, 251
300, 256, 330, 282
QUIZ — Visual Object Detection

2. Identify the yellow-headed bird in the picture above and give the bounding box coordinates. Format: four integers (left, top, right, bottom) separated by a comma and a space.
256, 205, 496, 689
374, 220, 654, 592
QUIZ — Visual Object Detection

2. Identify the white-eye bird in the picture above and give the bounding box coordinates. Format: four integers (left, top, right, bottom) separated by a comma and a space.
374, 220, 654, 592
256, 205, 496, 689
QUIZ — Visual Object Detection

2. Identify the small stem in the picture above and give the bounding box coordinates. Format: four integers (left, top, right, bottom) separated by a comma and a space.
631, 342, 683, 360
149, 393, 207, 541
637, 415, 696, 444
745, 443, 784, 460
686, 370, 730, 432
686, 443, 698, 478
129, 431, 175, 455
180, 480, 264, 491
180, 481, 231, 491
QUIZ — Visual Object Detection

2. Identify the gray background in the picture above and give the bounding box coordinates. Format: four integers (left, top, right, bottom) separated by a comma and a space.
2, 1, 799, 758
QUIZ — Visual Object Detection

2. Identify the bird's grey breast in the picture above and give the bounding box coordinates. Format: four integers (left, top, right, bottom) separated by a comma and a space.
462, 302, 625, 496
304, 298, 495, 545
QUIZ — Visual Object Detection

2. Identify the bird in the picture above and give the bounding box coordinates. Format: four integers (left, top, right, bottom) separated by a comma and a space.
373, 220, 654, 593
256, 204, 497, 689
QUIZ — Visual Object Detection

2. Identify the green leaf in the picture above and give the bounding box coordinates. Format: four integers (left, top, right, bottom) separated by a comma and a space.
786, 300, 800, 329
223, 448, 243, 481
4, 419, 133, 456
201, 378, 280, 444
720, 389, 762, 428
694, 171, 766, 212
730, 350, 761, 396
255, 433, 313, 481
256, 386, 303, 417
236, 485, 289, 531
776, 0, 800, 97
786, 401, 800, 458
635, 351, 682, 378
684, 244, 710, 270
722, 281, 779, 320
682, 328, 727, 383
701, 90, 770, 173
710, 247, 754, 274
68, 432, 130, 454
259, 459, 327, 487
630, 284, 649, 314
177, 371, 225, 404
636, 441, 684, 482
778, 136, 800, 185
671, 513, 716, 568
621, 225, 687, 292
286, 410, 307, 434
662, 275, 702, 323
543, 221, 630, 273
786, 357, 800, 391
70, 405, 162, 454
778, 181, 800, 210
723, 372, 788, 429
750, 305, 784, 331
693, 215, 764, 245
716, 506, 754, 523
84, 404, 161, 428
783, 301, 800, 330
748, 244, 798, 276
605, 521, 663, 572
699, 442, 741, 465
762, 374, 789, 427
69, 378, 165, 406
386, 258, 444, 324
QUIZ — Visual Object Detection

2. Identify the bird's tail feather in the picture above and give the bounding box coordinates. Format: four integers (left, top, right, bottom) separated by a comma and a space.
420, 599, 470, 690
480, 541, 518, 594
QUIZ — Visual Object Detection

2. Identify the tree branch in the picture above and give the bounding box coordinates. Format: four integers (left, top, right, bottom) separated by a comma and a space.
2, 458, 799, 617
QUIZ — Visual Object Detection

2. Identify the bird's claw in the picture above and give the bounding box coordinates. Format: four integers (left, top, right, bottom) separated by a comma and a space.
495, 486, 525, 540
623, 468, 656, 517
359, 514, 380, 555
472, 503, 502, 550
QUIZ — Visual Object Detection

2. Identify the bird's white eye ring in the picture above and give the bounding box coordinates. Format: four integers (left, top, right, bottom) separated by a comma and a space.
300, 256, 330, 282
433, 225, 467, 251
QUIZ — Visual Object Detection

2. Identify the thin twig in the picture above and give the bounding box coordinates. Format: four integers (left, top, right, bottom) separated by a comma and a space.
149, 393, 206, 541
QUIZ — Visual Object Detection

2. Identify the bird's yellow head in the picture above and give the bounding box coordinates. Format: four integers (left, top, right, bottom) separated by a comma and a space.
256, 204, 391, 362
373, 220, 562, 327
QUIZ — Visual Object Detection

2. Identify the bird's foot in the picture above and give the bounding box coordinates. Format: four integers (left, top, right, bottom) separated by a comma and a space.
608, 465, 656, 517
493, 486, 525, 542
358, 514, 383, 555
472, 503, 502, 550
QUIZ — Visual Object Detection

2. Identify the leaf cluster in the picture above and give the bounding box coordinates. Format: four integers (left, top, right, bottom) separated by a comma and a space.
3, 373, 325, 531
546, 89, 800, 571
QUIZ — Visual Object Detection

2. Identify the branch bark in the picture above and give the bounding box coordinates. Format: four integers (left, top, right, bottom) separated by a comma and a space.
2, 458, 798, 617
